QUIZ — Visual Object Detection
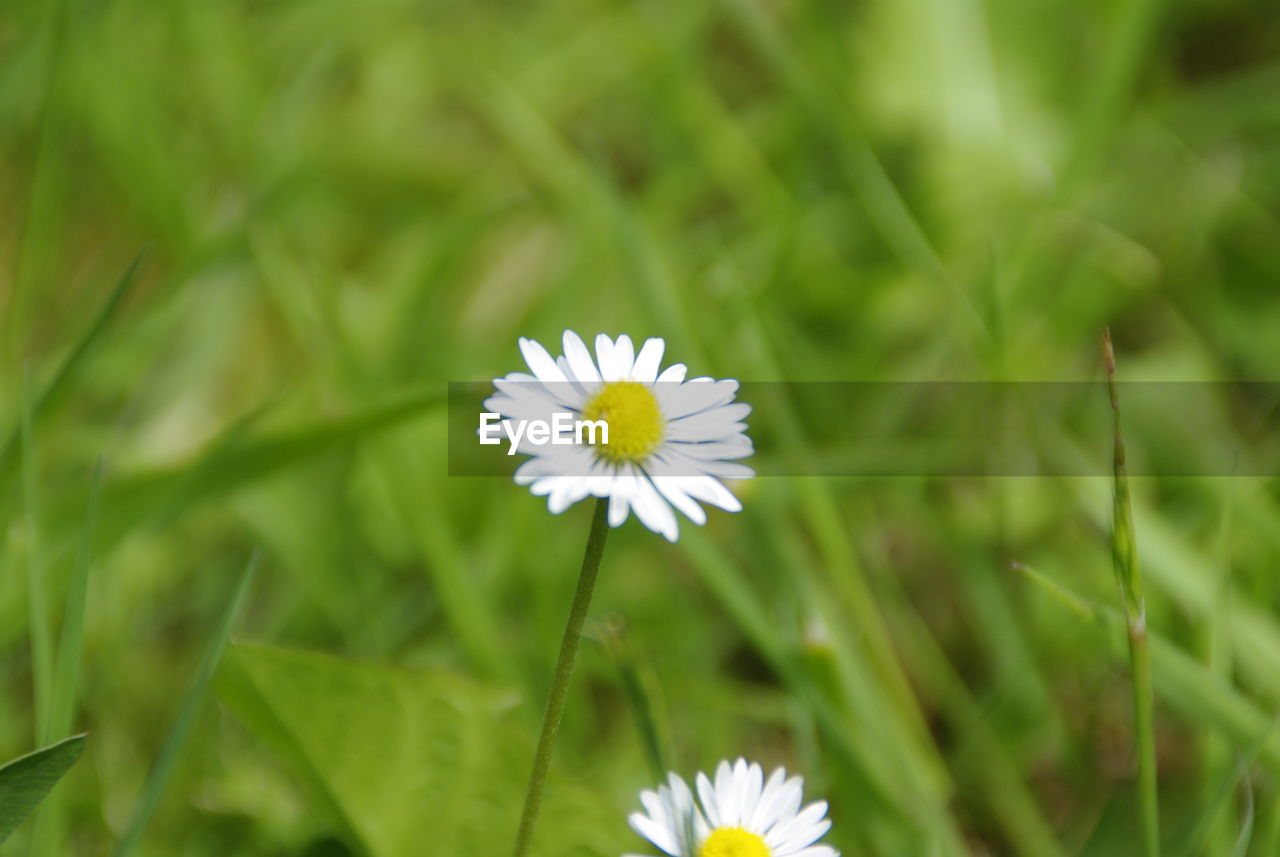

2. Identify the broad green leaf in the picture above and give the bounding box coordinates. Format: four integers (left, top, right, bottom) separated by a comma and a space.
218, 644, 617, 857
0, 734, 86, 844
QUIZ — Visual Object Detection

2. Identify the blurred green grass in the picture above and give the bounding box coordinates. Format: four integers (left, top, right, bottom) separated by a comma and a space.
2, 0, 1280, 854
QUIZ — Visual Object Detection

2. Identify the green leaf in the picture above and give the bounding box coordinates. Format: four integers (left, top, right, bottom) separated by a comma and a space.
0, 734, 86, 844
218, 644, 617, 857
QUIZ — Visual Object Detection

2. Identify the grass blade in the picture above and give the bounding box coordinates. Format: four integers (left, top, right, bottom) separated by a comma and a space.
1173, 720, 1276, 857
597, 618, 669, 783
1229, 769, 1255, 857
29, 458, 104, 856
0, 735, 86, 845
0, 252, 144, 487
21, 365, 53, 745
112, 550, 260, 857
1203, 476, 1241, 857
681, 529, 957, 854
48, 457, 103, 739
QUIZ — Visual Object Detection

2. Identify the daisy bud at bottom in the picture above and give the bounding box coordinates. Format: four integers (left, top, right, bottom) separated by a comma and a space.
625, 758, 839, 857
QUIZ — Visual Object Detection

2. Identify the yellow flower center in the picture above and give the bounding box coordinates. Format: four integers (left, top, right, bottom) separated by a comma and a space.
699, 827, 771, 857
581, 381, 664, 464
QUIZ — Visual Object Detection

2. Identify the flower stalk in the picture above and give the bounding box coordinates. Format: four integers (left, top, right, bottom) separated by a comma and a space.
1104, 329, 1159, 857
512, 497, 611, 857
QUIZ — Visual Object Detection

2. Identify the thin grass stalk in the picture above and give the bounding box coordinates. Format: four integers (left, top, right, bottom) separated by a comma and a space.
0, 253, 142, 485
21, 367, 53, 744
512, 498, 609, 857
1105, 329, 1160, 857
1205, 477, 1239, 857
599, 618, 668, 783
31, 459, 104, 857
113, 552, 259, 857
47, 458, 103, 740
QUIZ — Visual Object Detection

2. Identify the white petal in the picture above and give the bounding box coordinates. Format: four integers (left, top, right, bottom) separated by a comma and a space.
613, 334, 636, 379
766, 800, 829, 852
518, 337, 568, 384
513, 445, 595, 482
772, 777, 805, 829
629, 812, 682, 856
547, 476, 591, 514
640, 789, 672, 827
644, 470, 744, 515
555, 356, 586, 397
630, 475, 679, 542
651, 478, 707, 526
666, 439, 754, 461
655, 379, 739, 420
689, 460, 755, 480
750, 768, 791, 832
739, 761, 764, 833
491, 374, 572, 402
676, 475, 743, 513
696, 773, 720, 829
675, 776, 706, 855
665, 407, 750, 443
656, 363, 687, 383
627, 775, 701, 857
714, 760, 737, 826
777, 818, 832, 852
657, 449, 754, 480
631, 337, 665, 383
670, 401, 751, 426
608, 479, 634, 527
496, 371, 538, 383
488, 378, 564, 416
562, 330, 602, 386
595, 334, 616, 379
494, 373, 582, 412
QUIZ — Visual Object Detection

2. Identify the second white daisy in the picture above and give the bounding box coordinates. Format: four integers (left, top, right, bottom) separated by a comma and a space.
483, 330, 753, 542
626, 758, 839, 857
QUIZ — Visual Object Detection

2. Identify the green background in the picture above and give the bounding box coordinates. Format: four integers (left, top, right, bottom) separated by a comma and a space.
2, 0, 1279, 854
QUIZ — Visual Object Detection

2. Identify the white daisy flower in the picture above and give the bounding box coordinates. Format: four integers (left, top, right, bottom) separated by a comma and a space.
484, 330, 753, 542
626, 758, 839, 857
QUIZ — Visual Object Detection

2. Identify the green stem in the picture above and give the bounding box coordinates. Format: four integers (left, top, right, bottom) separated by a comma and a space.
1129, 612, 1160, 857
512, 498, 610, 857
1105, 329, 1160, 857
